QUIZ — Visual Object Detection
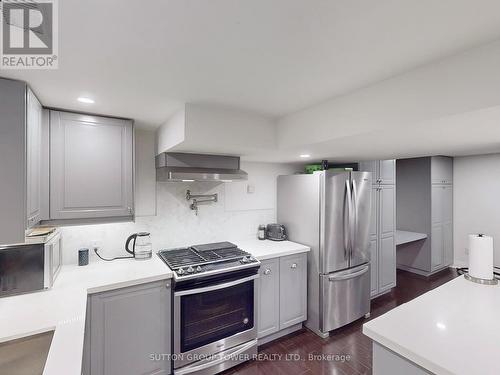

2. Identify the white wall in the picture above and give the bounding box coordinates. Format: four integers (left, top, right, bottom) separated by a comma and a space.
60, 161, 298, 264
156, 103, 277, 157
156, 108, 185, 154
454, 154, 500, 268
135, 129, 156, 216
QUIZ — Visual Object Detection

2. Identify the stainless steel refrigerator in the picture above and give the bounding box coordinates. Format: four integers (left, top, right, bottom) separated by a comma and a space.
277, 170, 371, 337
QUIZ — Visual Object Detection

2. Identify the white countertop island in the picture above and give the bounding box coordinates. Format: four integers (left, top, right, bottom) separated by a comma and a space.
363, 275, 500, 375
0, 256, 173, 375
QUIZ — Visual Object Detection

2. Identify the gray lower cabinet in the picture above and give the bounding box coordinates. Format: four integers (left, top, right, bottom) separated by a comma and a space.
83, 280, 171, 375
279, 254, 307, 329
257, 258, 280, 337
257, 253, 307, 339
50, 111, 134, 220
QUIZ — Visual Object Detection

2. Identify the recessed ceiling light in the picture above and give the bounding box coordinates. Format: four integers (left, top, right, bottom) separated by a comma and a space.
181, 179, 194, 182
300, 154, 311, 158
436, 322, 446, 330
77, 97, 94, 104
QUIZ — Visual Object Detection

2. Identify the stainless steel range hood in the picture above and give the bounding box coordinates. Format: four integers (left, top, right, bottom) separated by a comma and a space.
156, 152, 248, 182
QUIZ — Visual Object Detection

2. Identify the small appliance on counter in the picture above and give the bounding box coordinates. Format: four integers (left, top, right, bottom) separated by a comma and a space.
0, 230, 62, 297
125, 232, 153, 260
265, 223, 287, 241
93, 232, 153, 262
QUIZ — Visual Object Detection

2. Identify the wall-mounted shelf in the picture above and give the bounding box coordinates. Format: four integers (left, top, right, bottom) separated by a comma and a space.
396, 230, 427, 246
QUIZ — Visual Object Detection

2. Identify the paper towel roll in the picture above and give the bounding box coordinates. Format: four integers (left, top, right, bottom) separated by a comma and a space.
468, 234, 494, 280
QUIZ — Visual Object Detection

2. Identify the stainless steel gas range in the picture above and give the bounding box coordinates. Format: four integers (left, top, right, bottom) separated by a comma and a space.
158, 242, 260, 375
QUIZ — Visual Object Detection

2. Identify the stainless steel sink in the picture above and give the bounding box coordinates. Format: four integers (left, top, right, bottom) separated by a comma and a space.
0, 331, 54, 375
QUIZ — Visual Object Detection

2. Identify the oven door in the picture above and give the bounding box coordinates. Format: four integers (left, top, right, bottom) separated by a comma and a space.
174, 273, 258, 369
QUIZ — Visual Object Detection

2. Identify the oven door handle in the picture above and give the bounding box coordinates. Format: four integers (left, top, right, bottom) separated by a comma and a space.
174, 339, 258, 375
174, 274, 259, 297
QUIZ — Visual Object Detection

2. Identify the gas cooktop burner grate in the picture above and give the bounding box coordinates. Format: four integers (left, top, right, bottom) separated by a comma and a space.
159, 248, 205, 268
158, 242, 251, 269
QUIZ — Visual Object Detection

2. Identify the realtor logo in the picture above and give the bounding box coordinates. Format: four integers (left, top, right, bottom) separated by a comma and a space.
1, 0, 58, 69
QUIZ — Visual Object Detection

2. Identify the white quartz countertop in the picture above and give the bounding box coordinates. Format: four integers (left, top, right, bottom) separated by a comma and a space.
363, 275, 500, 375
0, 255, 173, 375
236, 239, 310, 260
0, 239, 308, 375
395, 230, 428, 246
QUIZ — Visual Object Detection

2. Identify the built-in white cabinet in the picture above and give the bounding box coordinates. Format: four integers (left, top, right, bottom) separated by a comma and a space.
370, 184, 396, 297
359, 160, 396, 185
257, 253, 307, 341
396, 156, 453, 276
83, 280, 171, 375
360, 160, 396, 298
431, 156, 453, 184
50, 111, 134, 220
431, 184, 453, 271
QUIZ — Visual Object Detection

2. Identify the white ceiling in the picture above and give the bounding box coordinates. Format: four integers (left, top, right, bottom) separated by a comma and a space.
4, 0, 500, 130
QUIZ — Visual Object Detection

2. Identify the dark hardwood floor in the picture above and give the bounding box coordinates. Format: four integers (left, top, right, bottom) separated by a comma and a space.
227, 268, 459, 375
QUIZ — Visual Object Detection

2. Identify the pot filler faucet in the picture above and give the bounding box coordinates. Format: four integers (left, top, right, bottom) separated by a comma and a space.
186, 190, 218, 215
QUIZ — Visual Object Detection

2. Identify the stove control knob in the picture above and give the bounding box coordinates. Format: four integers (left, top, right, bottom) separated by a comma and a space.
196, 266, 202, 272
187, 266, 194, 273
178, 268, 185, 275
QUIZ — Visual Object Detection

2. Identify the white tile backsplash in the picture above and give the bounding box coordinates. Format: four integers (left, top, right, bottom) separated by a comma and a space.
60, 162, 298, 264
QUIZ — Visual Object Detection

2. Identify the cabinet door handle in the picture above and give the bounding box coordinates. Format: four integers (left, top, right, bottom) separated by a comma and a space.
165, 282, 171, 289
291, 263, 297, 269
264, 269, 271, 275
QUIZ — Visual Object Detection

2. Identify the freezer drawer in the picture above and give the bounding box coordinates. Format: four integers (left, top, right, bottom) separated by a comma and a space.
320, 263, 370, 332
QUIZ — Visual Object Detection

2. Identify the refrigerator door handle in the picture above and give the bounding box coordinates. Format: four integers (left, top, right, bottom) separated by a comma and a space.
328, 264, 369, 281
351, 179, 358, 259
344, 180, 352, 260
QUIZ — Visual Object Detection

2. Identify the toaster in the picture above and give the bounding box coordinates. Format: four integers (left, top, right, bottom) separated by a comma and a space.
266, 224, 287, 241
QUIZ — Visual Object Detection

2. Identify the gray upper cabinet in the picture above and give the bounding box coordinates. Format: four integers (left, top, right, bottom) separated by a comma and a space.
85, 280, 171, 375
431, 156, 453, 184
359, 160, 395, 185
379, 160, 396, 185
257, 258, 280, 338
279, 253, 307, 330
50, 111, 134, 220
26, 88, 43, 228
0, 79, 45, 244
